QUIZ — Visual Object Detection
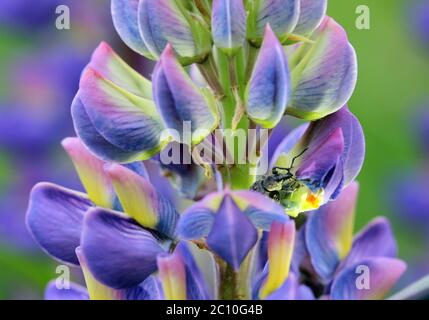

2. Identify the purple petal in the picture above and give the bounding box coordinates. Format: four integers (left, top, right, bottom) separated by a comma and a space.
293, 0, 327, 36
303, 106, 365, 187
306, 182, 358, 282
81, 208, 165, 289
247, 25, 291, 128
26, 183, 92, 265
71, 93, 143, 163
296, 127, 344, 196
297, 285, 316, 300
78, 67, 166, 161
212, 0, 246, 54
77, 246, 135, 300
207, 195, 258, 270
138, 0, 197, 60
157, 142, 206, 200
324, 159, 345, 201
248, 0, 300, 41
111, 0, 153, 58
253, 231, 269, 277
342, 217, 397, 269
125, 276, 163, 300
288, 17, 357, 120
177, 208, 215, 240
233, 190, 289, 230
177, 191, 224, 239
44, 280, 89, 300
152, 45, 218, 145
331, 258, 406, 300
290, 228, 308, 274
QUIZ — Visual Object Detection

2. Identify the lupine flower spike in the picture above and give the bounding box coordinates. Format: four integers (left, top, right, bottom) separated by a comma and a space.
26, 0, 426, 301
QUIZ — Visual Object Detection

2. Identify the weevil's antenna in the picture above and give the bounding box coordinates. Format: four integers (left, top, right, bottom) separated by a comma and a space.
290, 147, 309, 169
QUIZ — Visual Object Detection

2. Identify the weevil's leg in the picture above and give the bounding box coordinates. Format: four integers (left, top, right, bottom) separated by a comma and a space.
251, 180, 265, 193
272, 167, 291, 175
270, 191, 280, 201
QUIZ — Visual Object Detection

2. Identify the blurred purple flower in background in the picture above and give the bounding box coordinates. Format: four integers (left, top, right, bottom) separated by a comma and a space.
386, 0, 429, 285
389, 107, 429, 235
0, 0, 61, 30
387, 107, 429, 295
0, 1, 123, 252
410, 0, 429, 48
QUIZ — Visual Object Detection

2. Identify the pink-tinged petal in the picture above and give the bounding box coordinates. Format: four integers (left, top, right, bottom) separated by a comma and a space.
88, 42, 152, 99
175, 242, 212, 300
305, 106, 365, 187
157, 251, 187, 300
288, 17, 357, 120
272, 110, 361, 196
293, 0, 327, 36
62, 137, 115, 208
331, 258, 407, 300
296, 128, 345, 199
138, 0, 207, 62
342, 217, 397, 269
26, 183, 92, 266
44, 280, 89, 300
105, 164, 179, 238
81, 208, 165, 289
152, 45, 219, 145
78, 67, 168, 161
111, 0, 154, 59
212, 0, 246, 55
207, 195, 258, 270
71, 93, 144, 163
246, 25, 291, 128
247, 0, 300, 42
306, 182, 358, 283
259, 220, 296, 299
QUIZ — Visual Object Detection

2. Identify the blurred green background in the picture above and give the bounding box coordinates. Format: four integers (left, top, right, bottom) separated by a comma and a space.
0, 0, 428, 299
328, 0, 429, 255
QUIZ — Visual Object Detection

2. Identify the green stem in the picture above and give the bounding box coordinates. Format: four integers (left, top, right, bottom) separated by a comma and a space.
216, 49, 235, 129
197, 55, 225, 99
235, 47, 246, 98
228, 55, 238, 89
236, 249, 254, 299
244, 43, 259, 83
219, 261, 239, 300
